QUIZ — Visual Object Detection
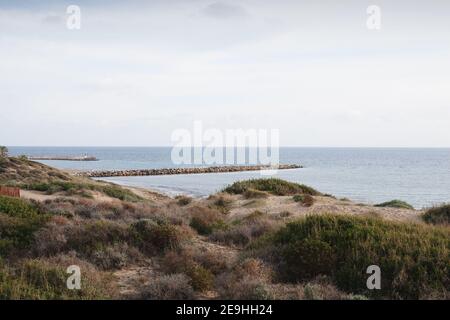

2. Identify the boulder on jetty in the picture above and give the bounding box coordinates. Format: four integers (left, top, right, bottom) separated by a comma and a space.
76, 164, 302, 178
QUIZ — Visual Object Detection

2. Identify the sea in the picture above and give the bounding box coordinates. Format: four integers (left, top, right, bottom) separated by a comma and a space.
8, 147, 450, 209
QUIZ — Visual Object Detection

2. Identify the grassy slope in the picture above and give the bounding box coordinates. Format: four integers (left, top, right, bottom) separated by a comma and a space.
0, 157, 141, 202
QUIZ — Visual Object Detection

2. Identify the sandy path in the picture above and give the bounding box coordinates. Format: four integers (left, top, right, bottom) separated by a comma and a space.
227, 195, 423, 223
20, 190, 60, 202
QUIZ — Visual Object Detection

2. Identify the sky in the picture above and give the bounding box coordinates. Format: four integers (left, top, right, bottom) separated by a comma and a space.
1, 0, 450, 147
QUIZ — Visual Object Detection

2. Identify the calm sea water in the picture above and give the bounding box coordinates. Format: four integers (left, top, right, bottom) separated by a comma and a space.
8, 147, 450, 209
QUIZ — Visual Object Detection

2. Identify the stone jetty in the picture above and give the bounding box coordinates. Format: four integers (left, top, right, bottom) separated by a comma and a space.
76, 164, 302, 178
29, 155, 98, 161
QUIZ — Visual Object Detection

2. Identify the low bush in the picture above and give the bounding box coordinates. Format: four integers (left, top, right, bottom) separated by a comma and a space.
208, 193, 234, 214
100, 185, 142, 202
131, 219, 190, 255
224, 178, 320, 196
374, 200, 414, 210
90, 244, 134, 270
139, 274, 195, 300
0, 257, 114, 299
292, 194, 315, 207
161, 248, 215, 292
252, 214, 450, 299
215, 258, 273, 300
66, 220, 130, 253
176, 195, 192, 206
210, 212, 280, 247
0, 196, 49, 256
422, 204, 450, 225
188, 206, 227, 235
244, 189, 269, 199
194, 250, 230, 275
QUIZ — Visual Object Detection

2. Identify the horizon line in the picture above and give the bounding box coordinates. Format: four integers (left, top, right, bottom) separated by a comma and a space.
5, 145, 450, 149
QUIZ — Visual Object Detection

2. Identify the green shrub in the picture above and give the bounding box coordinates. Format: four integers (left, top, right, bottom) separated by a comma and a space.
131, 220, 188, 255
293, 194, 315, 207
0, 196, 48, 256
186, 264, 214, 291
244, 189, 269, 199
21, 181, 141, 202
374, 200, 414, 210
253, 214, 449, 299
224, 178, 320, 196
0, 146, 8, 158
0, 259, 113, 299
22, 181, 81, 194
66, 220, 130, 253
423, 204, 450, 225
176, 195, 192, 206
0, 195, 41, 219
101, 185, 142, 202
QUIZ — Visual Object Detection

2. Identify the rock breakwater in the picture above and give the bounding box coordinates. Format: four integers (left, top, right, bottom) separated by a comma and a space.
76, 164, 302, 178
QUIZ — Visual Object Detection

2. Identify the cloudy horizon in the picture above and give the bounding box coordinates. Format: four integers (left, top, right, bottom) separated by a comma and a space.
1, 0, 450, 147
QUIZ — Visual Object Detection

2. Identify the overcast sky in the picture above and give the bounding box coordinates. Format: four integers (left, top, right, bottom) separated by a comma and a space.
1, 0, 450, 147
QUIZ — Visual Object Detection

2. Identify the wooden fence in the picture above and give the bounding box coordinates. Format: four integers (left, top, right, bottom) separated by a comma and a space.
0, 186, 20, 198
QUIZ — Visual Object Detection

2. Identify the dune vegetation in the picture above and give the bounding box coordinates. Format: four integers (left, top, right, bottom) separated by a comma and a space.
423, 204, 450, 225
249, 215, 449, 299
223, 178, 320, 196
374, 200, 414, 210
0, 156, 448, 300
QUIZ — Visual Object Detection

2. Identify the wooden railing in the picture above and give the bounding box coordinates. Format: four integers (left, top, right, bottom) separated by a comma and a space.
0, 186, 20, 198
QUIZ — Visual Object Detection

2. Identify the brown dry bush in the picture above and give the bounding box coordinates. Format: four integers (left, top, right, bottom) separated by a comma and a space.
34, 218, 131, 257
138, 274, 195, 300
194, 250, 230, 275
210, 212, 281, 247
215, 258, 273, 300
32, 216, 71, 256
188, 206, 227, 235
208, 193, 234, 214
162, 246, 229, 276
130, 219, 192, 256
160, 248, 214, 292
90, 243, 144, 270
